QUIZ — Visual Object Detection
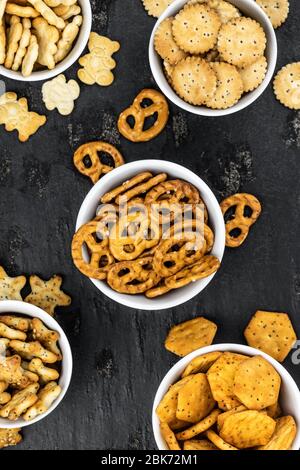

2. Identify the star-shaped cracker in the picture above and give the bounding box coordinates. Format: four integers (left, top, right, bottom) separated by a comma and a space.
42, 74, 80, 116
77, 32, 120, 87
25, 274, 71, 316
0, 265, 26, 301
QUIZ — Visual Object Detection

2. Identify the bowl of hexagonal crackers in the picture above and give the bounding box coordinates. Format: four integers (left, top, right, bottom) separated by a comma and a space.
153, 342, 300, 450
0, 0, 92, 81
0, 300, 72, 430
149, 0, 277, 116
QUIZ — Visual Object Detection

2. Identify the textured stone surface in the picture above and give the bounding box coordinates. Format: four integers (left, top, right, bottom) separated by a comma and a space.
0, 0, 300, 450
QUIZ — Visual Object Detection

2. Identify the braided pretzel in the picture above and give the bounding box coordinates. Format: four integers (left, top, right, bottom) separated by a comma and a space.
73, 141, 124, 184
117, 89, 169, 142
165, 256, 220, 290
71, 220, 115, 279
107, 257, 161, 294
220, 193, 262, 248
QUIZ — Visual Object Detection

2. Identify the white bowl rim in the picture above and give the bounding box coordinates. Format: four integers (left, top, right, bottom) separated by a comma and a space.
75, 159, 226, 311
152, 343, 300, 450
0, 300, 73, 428
149, 0, 278, 117
0, 0, 92, 82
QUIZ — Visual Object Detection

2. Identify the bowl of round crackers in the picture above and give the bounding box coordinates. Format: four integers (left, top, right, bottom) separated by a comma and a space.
0, 0, 92, 81
149, 0, 277, 116
153, 343, 300, 450
0, 300, 72, 428
74, 159, 225, 310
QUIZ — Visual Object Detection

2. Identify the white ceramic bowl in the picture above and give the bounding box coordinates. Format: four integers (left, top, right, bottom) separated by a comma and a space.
75, 160, 225, 310
152, 343, 300, 450
149, 0, 278, 116
0, 0, 92, 82
0, 300, 73, 428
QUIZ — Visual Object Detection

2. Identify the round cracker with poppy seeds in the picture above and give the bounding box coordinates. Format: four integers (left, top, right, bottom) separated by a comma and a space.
239, 56, 267, 92
172, 3, 221, 54
154, 17, 187, 65
273, 62, 300, 110
172, 57, 217, 105
206, 62, 244, 109
217, 17, 267, 67
142, 0, 175, 18
256, 0, 289, 29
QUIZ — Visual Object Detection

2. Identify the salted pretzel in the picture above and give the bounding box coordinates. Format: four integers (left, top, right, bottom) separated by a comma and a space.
71, 220, 115, 279
165, 256, 221, 290
145, 279, 171, 298
109, 211, 160, 261
115, 173, 167, 203
168, 220, 214, 253
100, 172, 153, 204
220, 193, 262, 248
153, 232, 207, 278
107, 257, 161, 294
145, 179, 200, 205
73, 141, 124, 184
117, 89, 169, 142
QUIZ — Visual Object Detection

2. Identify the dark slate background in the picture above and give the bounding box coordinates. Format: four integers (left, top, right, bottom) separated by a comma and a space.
1, 0, 300, 450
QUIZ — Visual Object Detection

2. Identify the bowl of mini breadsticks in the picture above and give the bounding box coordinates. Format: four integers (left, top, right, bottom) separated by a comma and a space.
149, 0, 277, 116
0, 0, 92, 81
0, 300, 72, 428
73, 159, 225, 310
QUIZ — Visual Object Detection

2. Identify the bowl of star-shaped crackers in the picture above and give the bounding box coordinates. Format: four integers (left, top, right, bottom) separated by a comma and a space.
149, 0, 277, 116
0, 0, 92, 81
0, 299, 72, 429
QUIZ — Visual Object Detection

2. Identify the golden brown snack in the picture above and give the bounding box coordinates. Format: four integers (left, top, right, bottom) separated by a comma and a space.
257, 416, 297, 450
0, 383, 39, 420
145, 279, 171, 298
217, 405, 247, 431
176, 373, 215, 423
28, 357, 59, 383
256, 0, 289, 29
206, 429, 238, 450
183, 439, 218, 450
165, 317, 217, 357
107, 257, 161, 294
160, 422, 181, 450
9, 340, 58, 363
27, 0, 65, 28
142, 0, 175, 17
165, 256, 220, 290
181, 351, 222, 377
115, 173, 167, 204
206, 62, 244, 109
0, 391, 11, 404
0, 315, 29, 331
154, 17, 187, 65
244, 310, 297, 362
23, 381, 61, 421
101, 172, 153, 204
117, 89, 169, 142
145, 179, 200, 205
24, 275, 71, 316
0, 266, 26, 301
73, 141, 124, 185
273, 62, 300, 110
32, 16, 59, 69
0, 321, 27, 340
71, 220, 115, 280
0, 428, 22, 449
266, 401, 282, 419
156, 376, 194, 425
233, 356, 281, 410
0, 355, 32, 388
220, 193, 262, 248
176, 409, 221, 440
31, 318, 61, 359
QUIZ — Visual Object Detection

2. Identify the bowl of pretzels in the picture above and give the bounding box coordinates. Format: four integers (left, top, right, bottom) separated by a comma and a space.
73, 160, 226, 310
0, 300, 72, 428
0, 0, 92, 81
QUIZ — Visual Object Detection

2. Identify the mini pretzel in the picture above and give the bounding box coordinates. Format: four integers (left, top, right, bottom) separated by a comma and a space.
0, 322, 26, 341
100, 172, 153, 204
9, 340, 58, 363
0, 355, 32, 388
0, 383, 39, 420
107, 257, 161, 294
117, 89, 169, 142
31, 318, 61, 360
165, 255, 221, 289
170, 220, 215, 253
145, 179, 200, 205
72, 220, 115, 280
23, 381, 61, 421
145, 279, 171, 298
109, 211, 160, 261
153, 232, 207, 278
73, 141, 125, 184
28, 358, 59, 383
116, 173, 167, 204
220, 193, 262, 248
0, 315, 30, 332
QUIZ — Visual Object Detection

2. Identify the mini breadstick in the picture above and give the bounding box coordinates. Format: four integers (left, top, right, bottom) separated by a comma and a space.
27, 0, 65, 28
54, 15, 82, 62
30, 318, 62, 359
5, 3, 39, 17
0, 316, 30, 332
33, 17, 59, 69
28, 358, 59, 383
0, 391, 11, 404
9, 340, 58, 363
23, 381, 61, 421
0, 17, 5, 64
0, 383, 39, 420
0, 322, 27, 341
21, 34, 39, 77
12, 17, 31, 71
56, 3, 81, 20
4, 15, 23, 69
